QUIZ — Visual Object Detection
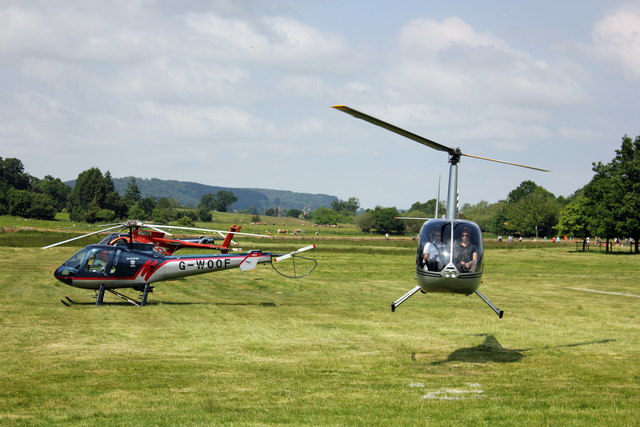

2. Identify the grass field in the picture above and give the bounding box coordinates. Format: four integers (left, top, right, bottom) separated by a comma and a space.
0, 232, 638, 425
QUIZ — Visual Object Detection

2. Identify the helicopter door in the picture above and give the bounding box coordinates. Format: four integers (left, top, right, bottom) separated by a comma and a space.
81, 247, 116, 276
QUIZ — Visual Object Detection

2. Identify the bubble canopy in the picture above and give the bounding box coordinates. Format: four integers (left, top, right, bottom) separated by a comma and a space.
417, 219, 484, 275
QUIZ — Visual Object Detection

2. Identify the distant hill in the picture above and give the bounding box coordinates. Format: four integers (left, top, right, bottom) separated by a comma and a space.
104, 177, 338, 212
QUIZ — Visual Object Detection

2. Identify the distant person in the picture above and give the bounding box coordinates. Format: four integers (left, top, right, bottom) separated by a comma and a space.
454, 228, 478, 272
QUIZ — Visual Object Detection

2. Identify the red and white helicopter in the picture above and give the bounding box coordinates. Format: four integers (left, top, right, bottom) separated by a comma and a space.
44, 221, 316, 306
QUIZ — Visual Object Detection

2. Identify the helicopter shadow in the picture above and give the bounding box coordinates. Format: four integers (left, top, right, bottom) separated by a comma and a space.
60, 297, 277, 307
419, 334, 616, 365
427, 334, 525, 365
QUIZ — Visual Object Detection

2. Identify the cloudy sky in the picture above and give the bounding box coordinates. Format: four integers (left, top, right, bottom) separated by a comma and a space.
1, 0, 639, 209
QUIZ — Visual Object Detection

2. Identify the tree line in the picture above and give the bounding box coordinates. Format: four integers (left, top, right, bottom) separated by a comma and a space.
2, 135, 638, 251
0, 161, 238, 225
318, 135, 639, 252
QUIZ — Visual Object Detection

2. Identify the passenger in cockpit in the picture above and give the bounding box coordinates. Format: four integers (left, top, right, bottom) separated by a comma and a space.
455, 227, 478, 272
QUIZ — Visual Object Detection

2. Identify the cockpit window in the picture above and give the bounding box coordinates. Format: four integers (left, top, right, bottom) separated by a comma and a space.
63, 248, 91, 269
84, 248, 112, 273
418, 220, 483, 273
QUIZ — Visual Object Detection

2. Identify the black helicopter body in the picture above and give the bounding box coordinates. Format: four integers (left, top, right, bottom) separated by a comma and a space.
46, 221, 316, 306
54, 243, 272, 291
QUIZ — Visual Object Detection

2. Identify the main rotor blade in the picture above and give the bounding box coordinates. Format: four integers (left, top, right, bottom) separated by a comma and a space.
145, 224, 268, 238
462, 153, 550, 172
334, 104, 550, 172
332, 105, 454, 155
41, 224, 123, 249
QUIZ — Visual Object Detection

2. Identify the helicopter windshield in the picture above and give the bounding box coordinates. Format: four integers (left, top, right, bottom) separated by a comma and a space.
62, 247, 91, 269
417, 220, 483, 274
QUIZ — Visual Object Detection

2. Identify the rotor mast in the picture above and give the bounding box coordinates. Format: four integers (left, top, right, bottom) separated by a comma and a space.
446, 150, 461, 221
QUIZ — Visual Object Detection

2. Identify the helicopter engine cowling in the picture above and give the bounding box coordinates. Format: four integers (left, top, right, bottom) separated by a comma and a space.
415, 219, 484, 295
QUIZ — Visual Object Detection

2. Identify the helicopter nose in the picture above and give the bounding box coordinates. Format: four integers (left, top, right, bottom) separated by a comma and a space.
54, 265, 76, 285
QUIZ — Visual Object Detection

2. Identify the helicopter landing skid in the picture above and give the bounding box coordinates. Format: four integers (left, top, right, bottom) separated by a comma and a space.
105, 284, 153, 307
61, 284, 153, 307
391, 285, 423, 312
474, 290, 504, 318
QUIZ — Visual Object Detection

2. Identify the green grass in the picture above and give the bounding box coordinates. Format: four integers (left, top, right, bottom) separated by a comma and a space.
0, 234, 638, 425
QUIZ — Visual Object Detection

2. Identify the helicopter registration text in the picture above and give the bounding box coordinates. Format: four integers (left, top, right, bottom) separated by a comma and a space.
178, 259, 231, 270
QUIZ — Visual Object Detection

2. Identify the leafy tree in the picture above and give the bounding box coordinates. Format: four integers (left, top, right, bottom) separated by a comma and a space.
581, 135, 640, 252
355, 211, 376, 233
506, 180, 539, 204
0, 157, 32, 190
137, 197, 157, 218
460, 200, 504, 233
555, 192, 590, 239
287, 208, 304, 218
400, 211, 428, 235
198, 191, 238, 212
198, 193, 217, 211
28, 192, 57, 220
505, 186, 559, 237
214, 190, 238, 212
68, 168, 125, 222
128, 204, 147, 221
152, 197, 180, 222
372, 206, 405, 235
35, 175, 70, 212
8, 189, 33, 217
311, 207, 339, 225
122, 177, 142, 207
331, 197, 360, 214
409, 199, 446, 217
197, 206, 212, 222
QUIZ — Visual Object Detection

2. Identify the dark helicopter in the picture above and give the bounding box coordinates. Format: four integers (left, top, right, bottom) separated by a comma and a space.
44, 221, 316, 306
333, 105, 549, 317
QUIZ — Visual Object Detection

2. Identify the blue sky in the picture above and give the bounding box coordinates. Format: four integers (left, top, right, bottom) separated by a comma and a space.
1, 0, 639, 209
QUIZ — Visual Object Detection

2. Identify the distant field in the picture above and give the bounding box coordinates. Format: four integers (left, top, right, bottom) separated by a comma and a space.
0, 229, 638, 425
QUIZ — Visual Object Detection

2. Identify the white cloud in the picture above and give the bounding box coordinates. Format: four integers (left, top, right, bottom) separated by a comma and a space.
139, 102, 276, 139
384, 17, 588, 107
590, 10, 640, 80
183, 12, 347, 67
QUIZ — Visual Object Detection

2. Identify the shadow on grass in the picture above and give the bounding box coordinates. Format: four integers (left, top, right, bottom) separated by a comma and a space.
59, 296, 277, 307
418, 334, 616, 365
427, 335, 524, 365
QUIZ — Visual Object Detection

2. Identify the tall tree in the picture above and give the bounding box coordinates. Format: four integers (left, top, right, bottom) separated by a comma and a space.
123, 177, 142, 206
372, 206, 405, 235
213, 190, 238, 212
582, 135, 640, 252
504, 182, 559, 237
35, 175, 70, 212
331, 197, 360, 214
555, 192, 591, 239
68, 168, 124, 222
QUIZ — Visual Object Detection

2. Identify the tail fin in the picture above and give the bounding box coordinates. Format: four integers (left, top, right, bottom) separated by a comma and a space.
220, 225, 241, 253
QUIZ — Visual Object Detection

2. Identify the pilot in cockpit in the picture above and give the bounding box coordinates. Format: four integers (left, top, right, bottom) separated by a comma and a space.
423, 230, 446, 271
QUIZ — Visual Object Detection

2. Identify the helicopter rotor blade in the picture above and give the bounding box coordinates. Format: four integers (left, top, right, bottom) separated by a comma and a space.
144, 224, 173, 235
41, 224, 123, 249
462, 153, 550, 172
333, 105, 550, 172
142, 224, 268, 238
332, 105, 454, 155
